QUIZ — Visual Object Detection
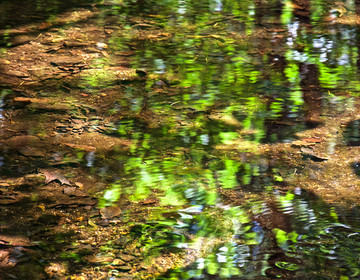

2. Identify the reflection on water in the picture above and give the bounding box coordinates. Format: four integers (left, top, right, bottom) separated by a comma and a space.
0, 0, 98, 27
1, 0, 360, 279
102, 0, 360, 278
344, 120, 360, 146
156, 187, 360, 279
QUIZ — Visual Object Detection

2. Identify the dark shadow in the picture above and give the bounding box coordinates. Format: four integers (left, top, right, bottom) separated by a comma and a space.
0, 0, 99, 28
344, 119, 360, 146
299, 63, 323, 128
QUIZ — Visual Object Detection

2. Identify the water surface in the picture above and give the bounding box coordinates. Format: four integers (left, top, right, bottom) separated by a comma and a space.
1, 0, 360, 279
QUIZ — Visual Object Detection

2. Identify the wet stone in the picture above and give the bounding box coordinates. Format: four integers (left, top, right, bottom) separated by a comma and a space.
100, 206, 122, 220
117, 265, 132, 271
71, 118, 84, 124
113, 258, 126, 265
18, 147, 46, 157
50, 56, 84, 66
114, 236, 131, 246
118, 253, 135, 262
86, 254, 114, 264
58, 127, 69, 133
7, 70, 29, 77
5, 135, 40, 148
117, 277, 134, 280
45, 262, 67, 275
27, 102, 72, 112
64, 41, 88, 48
63, 186, 88, 197
132, 249, 142, 257
10, 35, 37, 46
73, 124, 83, 129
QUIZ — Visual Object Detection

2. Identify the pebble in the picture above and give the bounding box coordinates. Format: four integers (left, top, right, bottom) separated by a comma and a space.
112, 258, 125, 265
117, 265, 132, 271
118, 254, 135, 262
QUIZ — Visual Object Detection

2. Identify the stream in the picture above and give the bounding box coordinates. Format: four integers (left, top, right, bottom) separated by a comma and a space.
1, 0, 360, 279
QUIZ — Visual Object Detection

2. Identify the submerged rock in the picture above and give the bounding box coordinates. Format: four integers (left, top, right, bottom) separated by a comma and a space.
5, 135, 40, 147
100, 206, 122, 220
18, 146, 46, 157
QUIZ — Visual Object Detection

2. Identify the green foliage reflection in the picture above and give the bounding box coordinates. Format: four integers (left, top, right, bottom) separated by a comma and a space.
93, 0, 360, 278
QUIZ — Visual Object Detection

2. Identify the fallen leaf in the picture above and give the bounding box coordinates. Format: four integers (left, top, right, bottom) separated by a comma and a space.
40, 169, 71, 185
37, 204, 45, 211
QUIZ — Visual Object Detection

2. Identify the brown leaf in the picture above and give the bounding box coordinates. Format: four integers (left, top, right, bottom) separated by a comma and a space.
40, 169, 71, 185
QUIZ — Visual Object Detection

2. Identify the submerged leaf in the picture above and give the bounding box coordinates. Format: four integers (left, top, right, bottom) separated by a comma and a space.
40, 169, 71, 185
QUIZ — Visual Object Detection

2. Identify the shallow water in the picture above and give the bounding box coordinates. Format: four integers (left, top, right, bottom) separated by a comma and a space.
1, 0, 360, 279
